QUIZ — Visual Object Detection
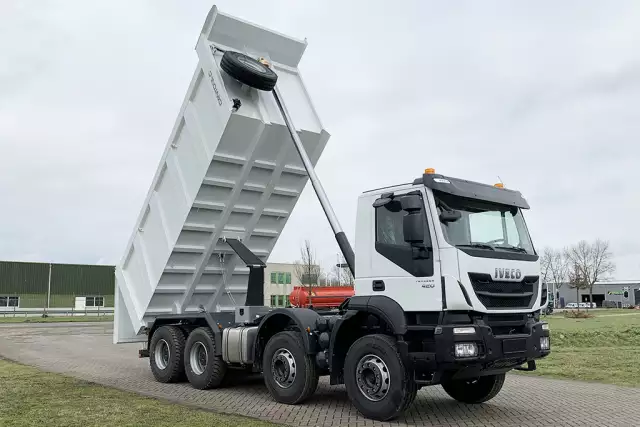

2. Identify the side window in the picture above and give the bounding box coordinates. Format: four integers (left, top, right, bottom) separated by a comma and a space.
374, 194, 434, 277
376, 204, 409, 246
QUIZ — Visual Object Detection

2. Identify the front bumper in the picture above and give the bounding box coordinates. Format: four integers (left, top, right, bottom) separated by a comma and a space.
436, 321, 549, 364
410, 319, 550, 379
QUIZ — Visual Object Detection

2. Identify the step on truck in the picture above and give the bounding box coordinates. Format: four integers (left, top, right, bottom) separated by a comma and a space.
114, 5, 551, 421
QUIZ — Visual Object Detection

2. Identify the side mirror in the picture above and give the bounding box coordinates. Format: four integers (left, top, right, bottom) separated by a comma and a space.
400, 194, 426, 244
403, 213, 425, 243
372, 197, 392, 208
439, 210, 461, 223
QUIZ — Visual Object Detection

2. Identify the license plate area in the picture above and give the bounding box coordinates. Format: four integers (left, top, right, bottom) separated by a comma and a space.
502, 338, 527, 354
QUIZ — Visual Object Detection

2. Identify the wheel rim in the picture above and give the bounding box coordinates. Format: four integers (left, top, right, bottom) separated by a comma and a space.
190, 342, 208, 375
155, 339, 170, 370
271, 348, 296, 389
355, 354, 391, 402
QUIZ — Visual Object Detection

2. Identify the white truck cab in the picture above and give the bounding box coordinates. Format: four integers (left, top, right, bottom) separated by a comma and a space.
355, 168, 542, 314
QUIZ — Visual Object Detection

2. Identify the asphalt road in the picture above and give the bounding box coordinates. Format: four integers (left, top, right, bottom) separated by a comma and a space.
0, 322, 637, 426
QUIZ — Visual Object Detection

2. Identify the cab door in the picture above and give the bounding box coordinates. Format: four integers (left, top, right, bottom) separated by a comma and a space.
363, 188, 442, 312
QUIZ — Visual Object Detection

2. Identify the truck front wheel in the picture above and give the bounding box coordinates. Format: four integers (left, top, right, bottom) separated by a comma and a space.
441, 373, 506, 404
344, 334, 417, 421
184, 327, 227, 389
263, 331, 319, 404
149, 325, 186, 383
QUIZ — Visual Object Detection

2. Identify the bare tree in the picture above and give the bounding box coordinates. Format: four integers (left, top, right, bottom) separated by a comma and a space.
329, 265, 341, 285
566, 260, 589, 310
294, 240, 322, 307
540, 247, 569, 307
540, 248, 554, 285
331, 253, 354, 286
564, 239, 615, 307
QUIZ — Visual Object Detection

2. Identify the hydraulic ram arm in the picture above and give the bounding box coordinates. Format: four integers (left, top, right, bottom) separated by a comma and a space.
272, 86, 355, 277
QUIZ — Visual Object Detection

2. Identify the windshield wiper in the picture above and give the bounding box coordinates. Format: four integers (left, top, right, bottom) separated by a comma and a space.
495, 245, 528, 253
457, 243, 495, 251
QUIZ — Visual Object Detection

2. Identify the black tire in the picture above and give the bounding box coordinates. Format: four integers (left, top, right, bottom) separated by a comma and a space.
184, 327, 228, 390
220, 51, 278, 91
263, 331, 319, 405
441, 373, 506, 404
149, 325, 186, 383
344, 334, 417, 421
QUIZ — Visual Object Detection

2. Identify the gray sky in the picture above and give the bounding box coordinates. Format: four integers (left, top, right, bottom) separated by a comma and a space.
1, 0, 639, 279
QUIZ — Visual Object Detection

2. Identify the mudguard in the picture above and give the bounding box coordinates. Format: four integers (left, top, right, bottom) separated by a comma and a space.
343, 295, 407, 334
327, 296, 407, 384
256, 308, 322, 355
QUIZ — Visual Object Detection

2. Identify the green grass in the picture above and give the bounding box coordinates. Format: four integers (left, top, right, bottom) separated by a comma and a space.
522, 347, 640, 387
545, 309, 640, 331
519, 310, 640, 386
0, 316, 113, 324
0, 359, 274, 427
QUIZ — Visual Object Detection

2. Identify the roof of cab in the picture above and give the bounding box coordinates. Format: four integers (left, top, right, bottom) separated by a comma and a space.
415, 173, 530, 209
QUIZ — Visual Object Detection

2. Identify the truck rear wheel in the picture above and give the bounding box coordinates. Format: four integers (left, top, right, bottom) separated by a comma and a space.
184, 327, 228, 389
149, 325, 186, 383
441, 373, 506, 404
344, 334, 417, 421
263, 331, 319, 404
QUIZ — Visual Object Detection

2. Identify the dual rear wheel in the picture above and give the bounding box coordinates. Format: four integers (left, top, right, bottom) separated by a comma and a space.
149, 325, 227, 389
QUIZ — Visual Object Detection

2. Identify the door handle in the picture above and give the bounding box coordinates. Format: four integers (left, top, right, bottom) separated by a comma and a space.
372, 280, 385, 291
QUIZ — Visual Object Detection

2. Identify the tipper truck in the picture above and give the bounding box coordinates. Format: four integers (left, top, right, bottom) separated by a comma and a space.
114, 5, 550, 421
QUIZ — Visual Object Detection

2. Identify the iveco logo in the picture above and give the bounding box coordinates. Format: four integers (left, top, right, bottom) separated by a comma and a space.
495, 268, 522, 281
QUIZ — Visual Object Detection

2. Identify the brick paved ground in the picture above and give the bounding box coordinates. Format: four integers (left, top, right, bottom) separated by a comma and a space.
0, 322, 638, 426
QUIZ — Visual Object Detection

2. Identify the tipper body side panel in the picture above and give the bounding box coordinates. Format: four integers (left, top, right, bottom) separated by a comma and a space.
115, 7, 329, 343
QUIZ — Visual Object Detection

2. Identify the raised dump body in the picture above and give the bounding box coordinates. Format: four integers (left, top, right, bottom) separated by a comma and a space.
114, 6, 329, 343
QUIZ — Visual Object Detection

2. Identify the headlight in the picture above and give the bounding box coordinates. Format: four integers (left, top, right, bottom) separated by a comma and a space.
540, 336, 550, 351
453, 327, 476, 335
454, 342, 478, 358
541, 323, 550, 331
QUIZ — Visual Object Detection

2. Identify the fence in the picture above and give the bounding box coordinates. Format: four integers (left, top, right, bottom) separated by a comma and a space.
0, 261, 115, 313
0, 308, 114, 318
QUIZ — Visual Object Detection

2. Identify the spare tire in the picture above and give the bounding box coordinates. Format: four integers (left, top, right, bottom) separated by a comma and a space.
220, 51, 278, 91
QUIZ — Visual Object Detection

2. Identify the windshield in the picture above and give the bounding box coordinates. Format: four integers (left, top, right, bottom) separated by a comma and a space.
434, 191, 535, 255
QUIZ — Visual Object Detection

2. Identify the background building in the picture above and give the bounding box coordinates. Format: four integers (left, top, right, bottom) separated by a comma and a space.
0, 260, 115, 311
556, 280, 640, 307
0, 260, 327, 312
264, 262, 303, 308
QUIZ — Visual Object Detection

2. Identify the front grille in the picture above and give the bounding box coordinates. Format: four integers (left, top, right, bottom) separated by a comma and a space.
483, 313, 528, 335
468, 273, 539, 310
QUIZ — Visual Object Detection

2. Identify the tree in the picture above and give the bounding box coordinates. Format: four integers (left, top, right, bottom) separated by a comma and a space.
540, 247, 569, 307
294, 240, 322, 307
331, 253, 355, 286
566, 261, 589, 310
564, 239, 615, 307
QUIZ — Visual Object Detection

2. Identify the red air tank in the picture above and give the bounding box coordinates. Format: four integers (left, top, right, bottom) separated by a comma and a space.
289, 286, 355, 309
